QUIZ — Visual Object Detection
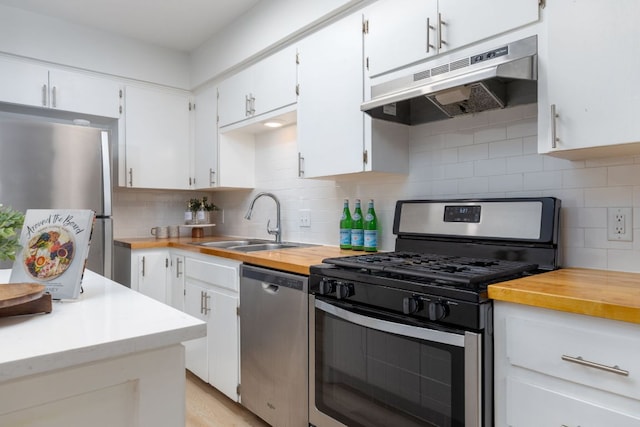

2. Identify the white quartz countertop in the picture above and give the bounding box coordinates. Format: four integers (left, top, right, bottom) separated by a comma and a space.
0, 269, 206, 382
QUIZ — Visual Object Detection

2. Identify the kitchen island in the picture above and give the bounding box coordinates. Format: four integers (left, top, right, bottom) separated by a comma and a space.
0, 269, 206, 427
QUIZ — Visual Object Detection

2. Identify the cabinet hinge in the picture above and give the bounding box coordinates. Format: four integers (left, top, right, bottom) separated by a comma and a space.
363, 19, 369, 34
296, 52, 300, 64
295, 84, 300, 96
363, 149, 369, 164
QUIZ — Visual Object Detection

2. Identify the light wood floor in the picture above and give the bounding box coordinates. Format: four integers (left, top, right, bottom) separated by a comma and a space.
185, 371, 270, 427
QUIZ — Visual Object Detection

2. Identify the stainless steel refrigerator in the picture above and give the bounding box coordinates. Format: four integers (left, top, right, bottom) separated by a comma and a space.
0, 115, 113, 278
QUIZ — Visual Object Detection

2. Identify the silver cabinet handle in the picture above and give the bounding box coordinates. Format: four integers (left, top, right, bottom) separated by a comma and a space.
128, 168, 133, 187
298, 152, 305, 177
52, 86, 57, 108
203, 293, 211, 314
426, 17, 434, 53
42, 84, 48, 106
551, 104, 559, 148
245, 94, 250, 116
209, 168, 216, 186
200, 291, 205, 314
250, 94, 256, 115
438, 13, 446, 48
561, 354, 629, 376
176, 258, 183, 278
141, 256, 146, 277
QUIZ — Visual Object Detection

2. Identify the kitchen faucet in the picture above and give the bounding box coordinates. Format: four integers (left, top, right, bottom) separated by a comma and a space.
244, 192, 281, 243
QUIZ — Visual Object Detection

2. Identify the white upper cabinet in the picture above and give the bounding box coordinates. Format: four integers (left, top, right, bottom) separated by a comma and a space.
0, 56, 121, 118
297, 12, 409, 178
218, 45, 298, 128
193, 84, 218, 189
123, 84, 192, 190
538, 0, 640, 159
364, 0, 539, 77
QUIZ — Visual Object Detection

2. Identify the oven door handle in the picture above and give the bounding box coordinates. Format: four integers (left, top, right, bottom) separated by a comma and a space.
315, 299, 465, 347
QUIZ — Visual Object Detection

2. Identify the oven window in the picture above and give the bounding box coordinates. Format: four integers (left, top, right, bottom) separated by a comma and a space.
315, 307, 465, 427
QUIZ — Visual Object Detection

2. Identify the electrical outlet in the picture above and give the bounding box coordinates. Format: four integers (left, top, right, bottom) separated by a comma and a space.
607, 207, 633, 241
299, 209, 311, 228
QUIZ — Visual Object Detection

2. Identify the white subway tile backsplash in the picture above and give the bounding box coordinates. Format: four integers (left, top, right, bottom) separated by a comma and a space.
114, 108, 640, 272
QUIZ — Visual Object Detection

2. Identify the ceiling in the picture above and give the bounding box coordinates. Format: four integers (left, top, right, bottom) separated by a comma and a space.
0, 0, 262, 52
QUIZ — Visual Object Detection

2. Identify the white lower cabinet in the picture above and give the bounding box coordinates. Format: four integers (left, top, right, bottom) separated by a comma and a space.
494, 301, 640, 427
130, 249, 170, 304
181, 253, 240, 401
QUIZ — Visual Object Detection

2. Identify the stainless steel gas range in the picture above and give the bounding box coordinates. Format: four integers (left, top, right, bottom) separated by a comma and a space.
308, 197, 560, 427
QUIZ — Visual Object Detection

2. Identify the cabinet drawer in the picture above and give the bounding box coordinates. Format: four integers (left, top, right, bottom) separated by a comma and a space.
506, 315, 640, 400
506, 378, 640, 427
185, 257, 239, 292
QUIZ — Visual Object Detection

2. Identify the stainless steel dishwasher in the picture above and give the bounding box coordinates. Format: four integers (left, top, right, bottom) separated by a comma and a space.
240, 264, 308, 427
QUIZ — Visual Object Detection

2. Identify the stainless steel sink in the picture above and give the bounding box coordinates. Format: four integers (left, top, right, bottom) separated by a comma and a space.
228, 243, 302, 252
193, 239, 269, 248
191, 239, 315, 252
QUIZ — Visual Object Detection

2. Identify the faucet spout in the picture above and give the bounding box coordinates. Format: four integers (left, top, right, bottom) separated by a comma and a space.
244, 192, 282, 243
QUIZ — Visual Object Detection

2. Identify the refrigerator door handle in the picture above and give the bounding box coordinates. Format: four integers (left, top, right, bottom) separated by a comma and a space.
101, 131, 113, 216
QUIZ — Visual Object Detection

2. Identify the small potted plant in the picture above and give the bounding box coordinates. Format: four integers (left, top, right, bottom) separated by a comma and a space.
0, 204, 25, 262
185, 198, 202, 224
199, 197, 219, 224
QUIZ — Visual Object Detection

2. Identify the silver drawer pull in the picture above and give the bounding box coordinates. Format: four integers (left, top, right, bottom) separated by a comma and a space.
561, 354, 629, 376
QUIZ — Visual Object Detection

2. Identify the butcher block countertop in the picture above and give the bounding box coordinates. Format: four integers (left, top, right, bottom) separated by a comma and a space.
489, 268, 640, 324
115, 236, 349, 275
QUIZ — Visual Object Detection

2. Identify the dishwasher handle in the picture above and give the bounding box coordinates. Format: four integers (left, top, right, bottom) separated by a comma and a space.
261, 283, 279, 294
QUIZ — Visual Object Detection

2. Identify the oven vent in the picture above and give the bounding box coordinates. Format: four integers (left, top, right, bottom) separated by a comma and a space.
362, 36, 538, 126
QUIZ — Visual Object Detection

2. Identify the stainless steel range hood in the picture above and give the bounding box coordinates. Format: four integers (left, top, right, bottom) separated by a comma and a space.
362, 36, 537, 126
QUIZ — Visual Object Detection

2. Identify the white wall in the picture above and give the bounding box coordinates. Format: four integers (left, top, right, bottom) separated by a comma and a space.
0, 4, 190, 88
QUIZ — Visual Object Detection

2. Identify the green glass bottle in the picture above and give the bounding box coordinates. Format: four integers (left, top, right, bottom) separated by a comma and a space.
364, 199, 378, 252
339, 199, 352, 249
351, 199, 364, 251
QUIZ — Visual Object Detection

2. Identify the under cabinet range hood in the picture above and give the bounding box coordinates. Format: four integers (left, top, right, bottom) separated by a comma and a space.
362, 36, 537, 126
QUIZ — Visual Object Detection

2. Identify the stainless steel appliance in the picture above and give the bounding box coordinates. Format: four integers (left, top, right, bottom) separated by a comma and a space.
0, 115, 113, 277
309, 197, 560, 427
240, 264, 309, 427
361, 36, 537, 125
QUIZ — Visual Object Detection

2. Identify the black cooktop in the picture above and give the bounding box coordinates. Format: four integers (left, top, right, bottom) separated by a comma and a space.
321, 251, 538, 286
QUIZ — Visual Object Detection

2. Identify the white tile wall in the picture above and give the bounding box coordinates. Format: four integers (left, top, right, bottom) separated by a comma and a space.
115, 103, 640, 273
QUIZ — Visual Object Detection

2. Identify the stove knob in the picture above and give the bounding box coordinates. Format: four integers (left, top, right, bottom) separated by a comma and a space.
402, 296, 423, 315
318, 279, 336, 295
336, 282, 354, 299
427, 301, 448, 321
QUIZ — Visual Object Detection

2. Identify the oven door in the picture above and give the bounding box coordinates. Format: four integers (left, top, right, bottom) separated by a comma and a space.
309, 295, 482, 427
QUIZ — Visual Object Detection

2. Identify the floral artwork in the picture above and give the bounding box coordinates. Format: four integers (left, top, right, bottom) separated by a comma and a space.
23, 226, 75, 281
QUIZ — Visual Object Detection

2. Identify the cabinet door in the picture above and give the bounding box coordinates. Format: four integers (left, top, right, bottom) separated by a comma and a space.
208, 288, 239, 401
124, 85, 191, 189
136, 250, 169, 303
252, 45, 298, 117
298, 13, 366, 177
439, 0, 539, 53
0, 57, 49, 108
538, 0, 640, 157
364, 0, 438, 77
218, 69, 253, 128
49, 69, 121, 118
184, 280, 209, 382
507, 378, 640, 427
169, 253, 185, 311
193, 84, 218, 189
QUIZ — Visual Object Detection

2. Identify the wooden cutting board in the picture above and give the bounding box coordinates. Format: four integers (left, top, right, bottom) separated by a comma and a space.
0, 283, 52, 317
